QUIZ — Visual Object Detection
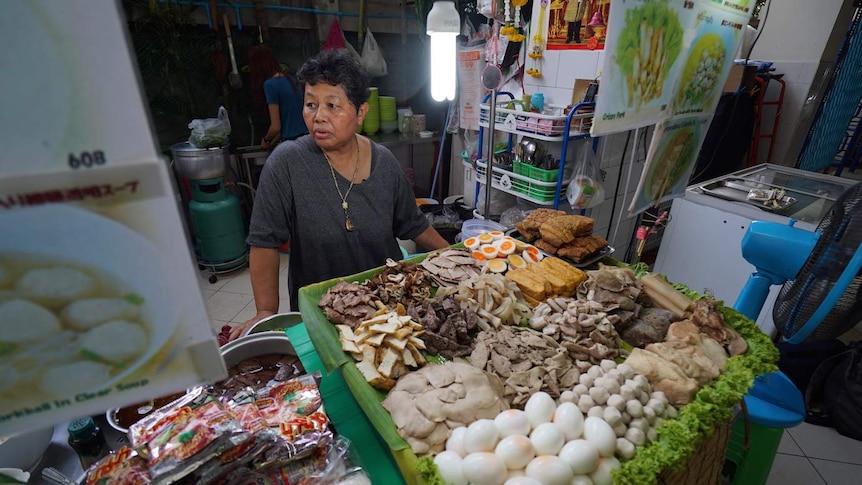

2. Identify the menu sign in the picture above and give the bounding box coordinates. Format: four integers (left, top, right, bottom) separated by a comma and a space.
0, 0, 226, 435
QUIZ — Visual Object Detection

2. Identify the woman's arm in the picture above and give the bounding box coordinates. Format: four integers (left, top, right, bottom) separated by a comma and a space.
228, 246, 281, 340
262, 104, 282, 149
413, 226, 450, 252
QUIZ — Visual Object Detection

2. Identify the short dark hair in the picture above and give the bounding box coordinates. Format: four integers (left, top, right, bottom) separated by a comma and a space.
297, 49, 371, 112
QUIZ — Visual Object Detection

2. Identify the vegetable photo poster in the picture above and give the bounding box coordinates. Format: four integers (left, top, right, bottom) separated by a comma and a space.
592, 0, 753, 135
628, 115, 712, 214
592, 0, 696, 134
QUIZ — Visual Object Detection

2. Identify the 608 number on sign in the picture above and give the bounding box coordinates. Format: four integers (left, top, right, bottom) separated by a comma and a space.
68, 151, 106, 169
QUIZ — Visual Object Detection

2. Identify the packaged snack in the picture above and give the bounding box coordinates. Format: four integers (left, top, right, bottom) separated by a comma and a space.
85, 446, 150, 485
253, 374, 333, 469
128, 387, 250, 484
196, 388, 280, 484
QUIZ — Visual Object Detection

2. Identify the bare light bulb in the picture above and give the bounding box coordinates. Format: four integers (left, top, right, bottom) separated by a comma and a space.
426, 1, 459, 102
430, 33, 457, 101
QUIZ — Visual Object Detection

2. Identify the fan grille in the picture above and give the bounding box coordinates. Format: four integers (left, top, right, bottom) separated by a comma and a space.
773, 182, 862, 341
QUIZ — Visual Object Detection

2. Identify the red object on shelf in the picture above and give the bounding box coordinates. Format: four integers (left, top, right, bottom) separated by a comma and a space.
748, 74, 787, 166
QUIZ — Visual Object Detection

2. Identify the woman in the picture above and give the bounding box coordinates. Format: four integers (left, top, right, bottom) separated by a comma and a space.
248, 44, 307, 148
229, 49, 449, 341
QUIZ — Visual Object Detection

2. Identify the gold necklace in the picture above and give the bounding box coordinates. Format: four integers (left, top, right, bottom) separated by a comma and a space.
323, 135, 360, 231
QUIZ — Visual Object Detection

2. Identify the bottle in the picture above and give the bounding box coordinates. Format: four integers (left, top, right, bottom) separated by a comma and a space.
530, 92, 545, 112
67, 417, 109, 470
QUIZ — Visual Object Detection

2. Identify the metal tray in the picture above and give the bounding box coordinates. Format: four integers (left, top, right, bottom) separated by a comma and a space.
699, 178, 798, 212
504, 230, 614, 267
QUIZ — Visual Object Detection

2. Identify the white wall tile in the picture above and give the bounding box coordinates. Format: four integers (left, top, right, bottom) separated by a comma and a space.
525, 51, 562, 89
555, 51, 601, 89
772, 61, 804, 83
539, 86, 578, 107
799, 61, 821, 85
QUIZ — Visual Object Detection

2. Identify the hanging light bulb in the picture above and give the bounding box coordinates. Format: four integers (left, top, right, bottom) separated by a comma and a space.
426, 1, 460, 102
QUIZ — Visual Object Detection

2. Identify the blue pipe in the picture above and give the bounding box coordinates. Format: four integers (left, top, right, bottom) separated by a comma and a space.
141, 0, 416, 26
430, 101, 454, 201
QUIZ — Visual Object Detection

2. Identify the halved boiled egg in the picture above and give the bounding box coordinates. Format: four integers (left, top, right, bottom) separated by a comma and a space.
513, 239, 532, 252
507, 254, 527, 269
523, 249, 542, 264
480, 244, 499, 259
489, 230, 505, 241
464, 237, 480, 250
497, 239, 516, 256
486, 259, 508, 273
478, 233, 494, 245
472, 251, 487, 262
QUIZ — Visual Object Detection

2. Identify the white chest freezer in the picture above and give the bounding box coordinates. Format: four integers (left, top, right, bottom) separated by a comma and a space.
653, 164, 857, 336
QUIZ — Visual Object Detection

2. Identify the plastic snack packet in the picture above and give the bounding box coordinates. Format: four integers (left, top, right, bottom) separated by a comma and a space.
85, 446, 150, 485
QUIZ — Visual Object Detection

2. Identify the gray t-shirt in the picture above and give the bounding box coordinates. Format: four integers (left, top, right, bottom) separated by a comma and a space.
247, 135, 429, 308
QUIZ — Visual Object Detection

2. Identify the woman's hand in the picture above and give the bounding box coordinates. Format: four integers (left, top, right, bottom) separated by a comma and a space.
228, 309, 276, 341
261, 137, 274, 150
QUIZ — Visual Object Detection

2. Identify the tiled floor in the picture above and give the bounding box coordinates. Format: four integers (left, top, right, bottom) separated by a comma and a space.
197, 252, 291, 333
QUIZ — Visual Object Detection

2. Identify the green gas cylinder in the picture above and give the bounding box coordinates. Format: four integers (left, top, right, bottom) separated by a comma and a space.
188, 178, 247, 269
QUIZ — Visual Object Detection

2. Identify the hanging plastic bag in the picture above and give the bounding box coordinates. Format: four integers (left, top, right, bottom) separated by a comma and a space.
360, 29, 388, 77
566, 140, 605, 209
323, 19, 346, 50
188, 106, 231, 148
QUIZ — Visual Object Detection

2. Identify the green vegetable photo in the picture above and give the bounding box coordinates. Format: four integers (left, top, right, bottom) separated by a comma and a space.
616, 1, 684, 109
676, 33, 727, 111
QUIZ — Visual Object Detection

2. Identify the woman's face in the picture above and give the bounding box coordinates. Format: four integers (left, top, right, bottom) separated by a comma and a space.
303, 82, 368, 151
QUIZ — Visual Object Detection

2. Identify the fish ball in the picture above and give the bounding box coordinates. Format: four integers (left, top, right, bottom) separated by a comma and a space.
40, 360, 111, 396
79, 320, 147, 363
62, 298, 140, 331
16, 267, 95, 308
0, 299, 60, 343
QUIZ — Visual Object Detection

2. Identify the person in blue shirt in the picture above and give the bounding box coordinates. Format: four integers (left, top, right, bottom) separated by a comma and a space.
248, 44, 307, 149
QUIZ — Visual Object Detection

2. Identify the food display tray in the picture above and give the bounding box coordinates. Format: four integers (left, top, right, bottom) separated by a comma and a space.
505, 229, 615, 268
699, 178, 799, 212
298, 250, 779, 485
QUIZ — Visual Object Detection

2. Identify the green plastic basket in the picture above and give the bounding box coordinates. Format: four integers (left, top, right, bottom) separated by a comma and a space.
513, 161, 558, 183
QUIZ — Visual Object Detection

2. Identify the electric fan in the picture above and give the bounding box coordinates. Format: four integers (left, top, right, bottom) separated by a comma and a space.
736, 181, 862, 343
723, 182, 862, 484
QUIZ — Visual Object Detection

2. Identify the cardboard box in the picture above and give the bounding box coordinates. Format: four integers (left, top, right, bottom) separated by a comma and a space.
723, 65, 759, 92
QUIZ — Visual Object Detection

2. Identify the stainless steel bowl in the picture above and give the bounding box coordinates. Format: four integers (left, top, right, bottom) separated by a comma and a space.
170, 142, 230, 180
246, 312, 303, 336
219, 331, 297, 368
0, 426, 54, 471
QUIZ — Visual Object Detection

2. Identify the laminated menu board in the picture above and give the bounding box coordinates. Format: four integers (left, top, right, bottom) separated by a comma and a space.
591, 0, 752, 135
0, 0, 226, 435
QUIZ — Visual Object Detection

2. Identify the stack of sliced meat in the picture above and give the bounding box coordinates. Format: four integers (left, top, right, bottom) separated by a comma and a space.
420, 248, 483, 286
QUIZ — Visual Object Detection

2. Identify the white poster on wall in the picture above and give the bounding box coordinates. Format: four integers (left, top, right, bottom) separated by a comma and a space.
0, 0, 227, 434
457, 44, 487, 131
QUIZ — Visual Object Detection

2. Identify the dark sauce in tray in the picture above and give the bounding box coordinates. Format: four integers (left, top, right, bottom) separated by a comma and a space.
213, 353, 305, 399
114, 392, 187, 430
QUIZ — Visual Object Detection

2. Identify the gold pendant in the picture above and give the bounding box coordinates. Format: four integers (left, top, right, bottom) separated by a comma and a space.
345, 215, 355, 231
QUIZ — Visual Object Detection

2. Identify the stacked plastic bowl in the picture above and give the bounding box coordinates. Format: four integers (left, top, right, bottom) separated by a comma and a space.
379, 96, 398, 133
364, 87, 380, 135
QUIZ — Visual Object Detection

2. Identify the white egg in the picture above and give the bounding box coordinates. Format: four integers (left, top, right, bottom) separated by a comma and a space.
583, 417, 617, 458
465, 419, 500, 454
525, 456, 574, 485
571, 475, 594, 485
504, 477, 542, 485
434, 451, 467, 485
558, 439, 600, 475
553, 402, 585, 441
524, 392, 557, 428
495, 409, 532, 438
463, 452, 507, 485
447, 427, 468, 457
588, 457, 620, 485
530, 422, 566, 456
495, 435, 535, 470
